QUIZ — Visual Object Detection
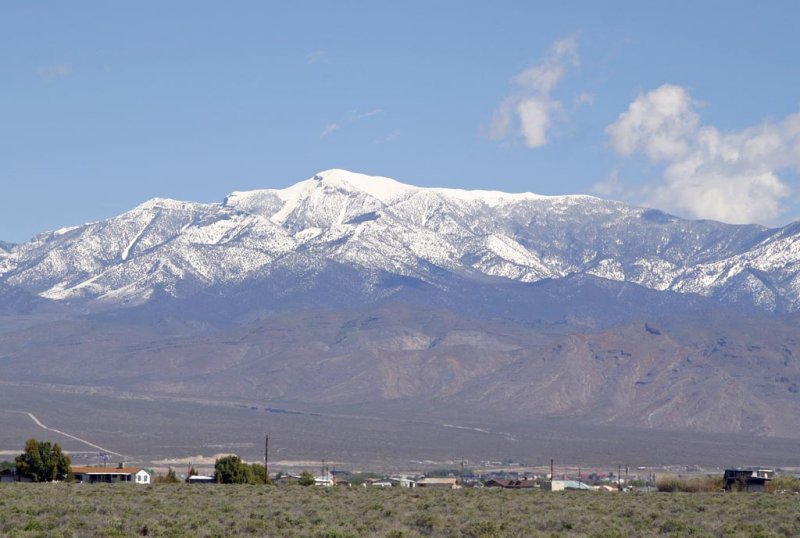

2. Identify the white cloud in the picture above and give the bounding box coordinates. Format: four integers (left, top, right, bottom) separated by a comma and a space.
607, 84, 698, 160
37, 63, 71, 81
607, 84, 800, 224
488, 98, 514, 140
516, 98, 556, 148
321, 123, 341, 137
356, 108, 383, 120
490, 35, 578, 148
591, 169, 623, 197
321, 109, 384, 138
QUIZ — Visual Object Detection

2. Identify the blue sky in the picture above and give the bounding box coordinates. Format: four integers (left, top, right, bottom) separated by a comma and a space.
2, 1, 800, 242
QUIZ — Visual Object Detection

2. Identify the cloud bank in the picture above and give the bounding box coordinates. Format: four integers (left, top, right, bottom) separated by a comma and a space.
490, 36, 579, 148
607, 84, 800, 224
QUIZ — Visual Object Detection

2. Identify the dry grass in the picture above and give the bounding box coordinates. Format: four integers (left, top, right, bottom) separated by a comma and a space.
766, 474, 800, 493
656, 474, 724, 493
1, 483, 800, 537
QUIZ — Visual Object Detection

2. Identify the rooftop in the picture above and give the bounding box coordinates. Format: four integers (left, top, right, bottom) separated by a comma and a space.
71, 466, 145, 475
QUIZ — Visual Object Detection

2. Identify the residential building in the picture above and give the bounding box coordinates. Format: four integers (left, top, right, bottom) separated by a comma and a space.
417, 477, 459, 489
724, 468, 774, 492
71, 466, 151, 484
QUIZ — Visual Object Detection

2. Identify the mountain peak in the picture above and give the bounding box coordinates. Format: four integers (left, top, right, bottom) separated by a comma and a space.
132, 197, 204, 212
227, 169, 598, 213
307, 169, 552, 205
223, 169, 414, 212
307, 169, 417, 202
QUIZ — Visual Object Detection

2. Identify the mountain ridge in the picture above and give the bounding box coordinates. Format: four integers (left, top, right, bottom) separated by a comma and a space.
1, 168, 798, 312
2, 302, 798, 437
2, 169, 800, 445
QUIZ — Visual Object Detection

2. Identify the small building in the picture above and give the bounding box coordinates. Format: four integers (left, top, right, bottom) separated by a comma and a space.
274, 474, 302, 485
392, 477, 417, 488
508, 478, 538, 489
724, 468, 774, 492
546, 480, 592, 491
417, 477, 459, 489
314, 476, 334, 487
485, 478, 538, 489
187, 475, 216, 484
364, 478, 394, 487
484, 478, 512, 488
71, 466, 151, 484
0, 468, 29, 483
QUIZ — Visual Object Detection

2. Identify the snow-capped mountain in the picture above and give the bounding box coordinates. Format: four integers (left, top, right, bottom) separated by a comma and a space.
2, 169, 799, 312
4, 169, 800, 442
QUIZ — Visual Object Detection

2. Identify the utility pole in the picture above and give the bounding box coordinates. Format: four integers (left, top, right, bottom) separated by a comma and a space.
550, 459, 554, 481
460, 457, 464, 485
578, 466, 581, 489
618, 464, 622, 492
264, 434, 269, 484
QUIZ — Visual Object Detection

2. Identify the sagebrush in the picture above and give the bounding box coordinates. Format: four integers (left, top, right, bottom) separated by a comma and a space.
2, 483, 800, 537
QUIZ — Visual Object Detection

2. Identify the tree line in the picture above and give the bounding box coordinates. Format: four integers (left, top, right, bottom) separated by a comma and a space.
5, 439, 295, 485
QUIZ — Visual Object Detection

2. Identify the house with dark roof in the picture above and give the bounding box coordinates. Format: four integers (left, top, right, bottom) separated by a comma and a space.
0, 468, 31, 483
724, 468, 773, 492
484, 478, 538, 489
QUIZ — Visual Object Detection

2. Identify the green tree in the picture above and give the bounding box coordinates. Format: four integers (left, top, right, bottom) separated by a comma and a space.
155, 467, 180, 484
166, 467, 179, 482
185, 465, 198, 483
299, 470, 315, 486
248, 462, 271, 485
15, 438, 71, 482
214, 455, 250, 484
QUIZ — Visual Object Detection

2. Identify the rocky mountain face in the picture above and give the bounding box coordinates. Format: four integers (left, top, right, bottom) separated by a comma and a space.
2, 169, 800, 439
2, 169, 800, 313
1, 304, 799, 437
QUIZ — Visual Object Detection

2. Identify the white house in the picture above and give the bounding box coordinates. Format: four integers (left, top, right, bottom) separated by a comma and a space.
417, 477, 459, 489
548, 479, 592, 491
71, 466, 151, 484
364, 478, 394, 487
389, 476, 417, 488
314, 476, 334, 487
187, 475, 216, 484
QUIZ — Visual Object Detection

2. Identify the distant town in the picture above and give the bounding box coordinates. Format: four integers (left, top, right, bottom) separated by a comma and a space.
2, 437, 796, 495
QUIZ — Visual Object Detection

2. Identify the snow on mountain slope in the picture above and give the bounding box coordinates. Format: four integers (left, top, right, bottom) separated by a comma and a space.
672, 222, 800, 310
1, 168, 798, 311
0, 242, 14, 274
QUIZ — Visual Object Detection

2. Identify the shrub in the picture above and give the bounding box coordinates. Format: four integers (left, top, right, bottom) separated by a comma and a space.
299, 471, 315, 486
656, 474, 723, 492
2, 481, 800, 536
154, 467, 180, 484
766, 474, 800, 493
